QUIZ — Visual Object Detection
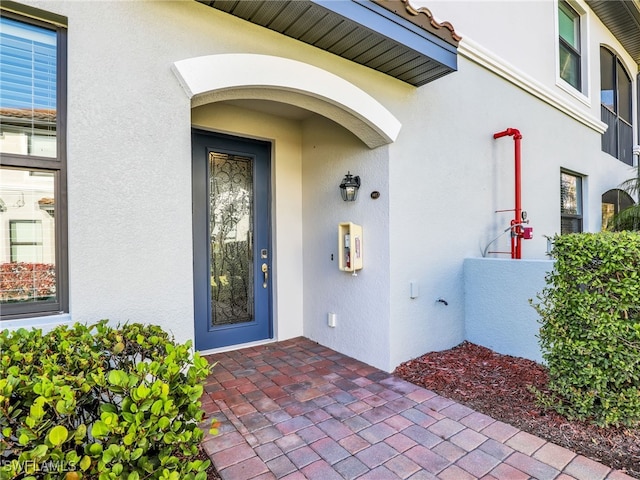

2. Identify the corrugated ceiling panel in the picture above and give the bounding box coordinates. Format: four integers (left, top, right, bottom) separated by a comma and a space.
248, 2, 286, 26
231, 1, 264, 20
330, 26, 377, 56
209, 1, 238, 14
339, 34, 384, 61
202, 0, 459, 86
587, 0, 640, 65
268, 2, 311, 32
374, 50, 421, 73
284, 6, 329, 40
387, 56, 431, 78
395, 59, 433, 79
351, 38, 396, 65
297, 13, 343, 45
313, 21, 357, 50
606, 13, 631, 28
364, 44, 407, 69
405, 63, 451, 86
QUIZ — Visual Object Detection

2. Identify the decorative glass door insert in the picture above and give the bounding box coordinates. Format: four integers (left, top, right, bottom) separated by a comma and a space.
209, 152, 254, 326
192, 130, 271, 350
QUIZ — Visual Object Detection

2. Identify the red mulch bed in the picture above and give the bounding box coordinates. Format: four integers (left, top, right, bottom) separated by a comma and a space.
394, 341, 640, 478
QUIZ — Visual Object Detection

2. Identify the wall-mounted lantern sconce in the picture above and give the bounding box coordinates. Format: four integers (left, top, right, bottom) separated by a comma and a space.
339, 172, 360, 202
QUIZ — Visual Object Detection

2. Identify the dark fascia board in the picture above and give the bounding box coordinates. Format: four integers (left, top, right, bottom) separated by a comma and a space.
312, 0, 457, 72
203, 0, 459, 85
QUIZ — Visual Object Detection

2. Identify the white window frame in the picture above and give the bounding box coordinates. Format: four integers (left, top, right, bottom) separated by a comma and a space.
554, 0, 590, 105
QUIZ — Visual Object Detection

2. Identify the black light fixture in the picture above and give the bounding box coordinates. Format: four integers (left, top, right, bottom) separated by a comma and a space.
339, 172, 360, 202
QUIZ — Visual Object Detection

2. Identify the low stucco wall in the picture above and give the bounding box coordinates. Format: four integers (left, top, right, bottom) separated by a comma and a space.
463, 257, 554, 363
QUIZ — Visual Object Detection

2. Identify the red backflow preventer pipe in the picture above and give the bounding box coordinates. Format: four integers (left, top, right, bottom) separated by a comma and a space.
493, 128, 524, 259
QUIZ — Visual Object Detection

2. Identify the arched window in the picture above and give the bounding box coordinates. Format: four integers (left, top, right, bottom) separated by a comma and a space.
600, 47, 633, 165
602, 189, 635, 230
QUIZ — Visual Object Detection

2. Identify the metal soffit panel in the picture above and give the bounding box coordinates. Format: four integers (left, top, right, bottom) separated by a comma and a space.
587, 0, 640, 66
198, 0, 460, 86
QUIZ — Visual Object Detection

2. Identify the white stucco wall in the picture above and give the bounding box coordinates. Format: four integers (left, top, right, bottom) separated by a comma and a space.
62, 2, 196, 343
301, 116, 392, 372
6, 0, 636, 372
7, 0, 399, 363
386, 48, 634, 369
464, 258, 553, 363
7, 0, 317, 343
420, 0, 638, 131
421, 0, 558, 90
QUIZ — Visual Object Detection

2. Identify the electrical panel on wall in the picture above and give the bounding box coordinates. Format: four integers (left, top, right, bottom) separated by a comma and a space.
338, 222, 363, 273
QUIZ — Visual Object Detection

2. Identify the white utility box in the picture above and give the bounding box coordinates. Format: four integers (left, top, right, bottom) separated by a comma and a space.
338, 222, 363, 273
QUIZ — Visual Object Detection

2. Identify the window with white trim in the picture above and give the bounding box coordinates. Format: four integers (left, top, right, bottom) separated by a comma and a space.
0, 6, 67, 318
558, 0, 582, 91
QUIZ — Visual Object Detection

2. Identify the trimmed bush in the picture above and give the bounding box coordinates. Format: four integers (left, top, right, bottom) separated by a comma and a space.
533, 232, 640, 427
0, 321, 212, 479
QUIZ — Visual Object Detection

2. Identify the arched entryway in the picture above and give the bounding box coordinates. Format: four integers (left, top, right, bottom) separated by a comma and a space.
173, 54, 401, 352
172, 54, 400, 149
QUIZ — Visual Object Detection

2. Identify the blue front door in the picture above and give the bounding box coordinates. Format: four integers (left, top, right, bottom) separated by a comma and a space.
192, 130, 272, 350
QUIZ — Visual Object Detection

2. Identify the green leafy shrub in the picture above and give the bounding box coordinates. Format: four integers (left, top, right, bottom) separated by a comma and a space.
533, 232, 640, 427
0, 321, 212, 479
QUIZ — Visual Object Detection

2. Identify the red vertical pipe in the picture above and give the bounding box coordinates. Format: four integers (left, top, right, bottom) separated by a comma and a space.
493, 128, 523, 259
513, 131, 522, 259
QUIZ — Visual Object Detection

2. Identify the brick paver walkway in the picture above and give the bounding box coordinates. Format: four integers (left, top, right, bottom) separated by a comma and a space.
201, 337, 635, 480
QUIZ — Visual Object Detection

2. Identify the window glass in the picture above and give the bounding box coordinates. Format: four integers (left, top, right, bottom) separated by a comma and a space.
558, 1, 580, 90
600, 47, 634, 164
0, 8, 66, 318
1, 167, 57, 304
11, 221, 44, 262
561, 173, 581, 215
602, 189, 635, 231
559, 43, 580, 89
561, 172, 583, 234
617, 62, 631, 123
600, 48, 615, 111
602, 202, 615, 230
0, 16, 57, 158
558, 2, 579, 49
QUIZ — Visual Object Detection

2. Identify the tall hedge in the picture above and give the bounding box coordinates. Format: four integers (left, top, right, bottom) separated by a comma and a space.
534, 232, 640, 427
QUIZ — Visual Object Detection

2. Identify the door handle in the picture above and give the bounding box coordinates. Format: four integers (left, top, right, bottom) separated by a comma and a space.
261, 263, 268, 288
